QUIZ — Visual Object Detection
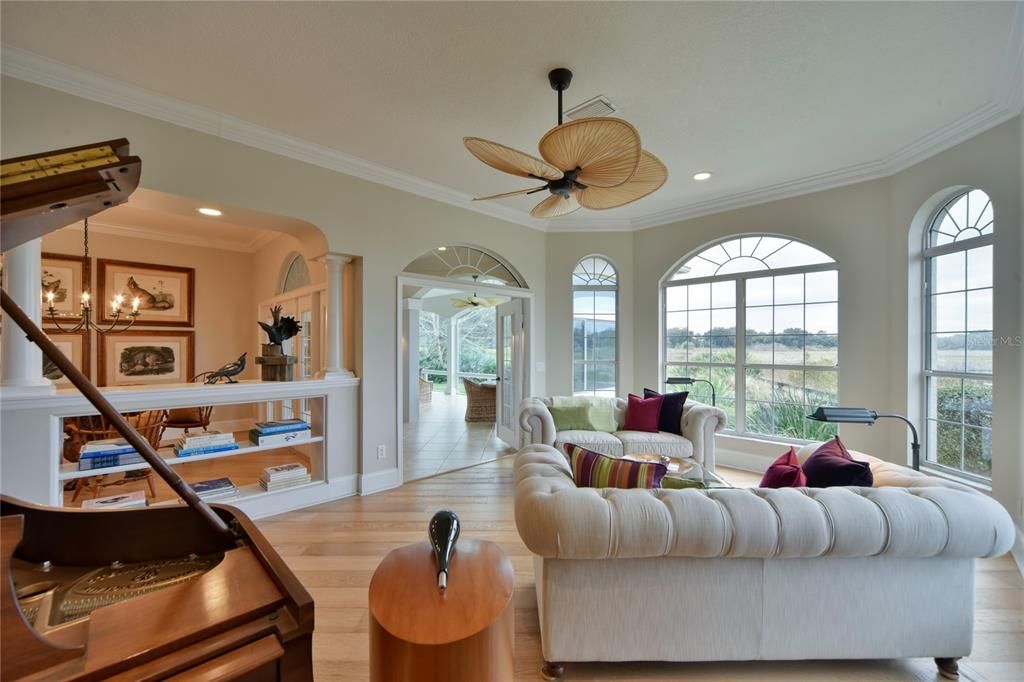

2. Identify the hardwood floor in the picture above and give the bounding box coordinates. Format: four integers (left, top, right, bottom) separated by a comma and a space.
257, 457, 1023, 681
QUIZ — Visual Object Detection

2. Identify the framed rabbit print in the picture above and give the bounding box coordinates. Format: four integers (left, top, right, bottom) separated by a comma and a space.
98, 330, 195, 387
97, 259, 194, 327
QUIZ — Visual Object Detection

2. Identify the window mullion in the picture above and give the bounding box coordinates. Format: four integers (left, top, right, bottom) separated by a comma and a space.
735, 277, 746, 433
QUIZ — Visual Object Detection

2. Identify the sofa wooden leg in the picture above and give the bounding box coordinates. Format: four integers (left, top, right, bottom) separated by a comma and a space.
541, 661, 565, 680
935, 657, 960, 680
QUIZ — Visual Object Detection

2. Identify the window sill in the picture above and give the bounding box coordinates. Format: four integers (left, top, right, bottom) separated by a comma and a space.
920, 464, 992, 493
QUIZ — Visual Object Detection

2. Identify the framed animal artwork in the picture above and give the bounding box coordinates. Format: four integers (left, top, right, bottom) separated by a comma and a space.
42, 329, 90, 386
96, 259, 194, 327
41, 252, 91, 319
98, 330, 195, 387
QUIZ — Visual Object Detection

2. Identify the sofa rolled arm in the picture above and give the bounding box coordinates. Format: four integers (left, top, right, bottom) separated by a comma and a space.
519, 397, 556, 446
680, 400, 727, 470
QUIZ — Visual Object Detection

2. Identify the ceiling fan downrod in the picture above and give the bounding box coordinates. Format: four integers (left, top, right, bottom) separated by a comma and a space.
548, 68, 573, 126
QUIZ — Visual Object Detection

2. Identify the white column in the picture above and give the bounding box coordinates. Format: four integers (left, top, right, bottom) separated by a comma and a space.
447, 316, 457, 395
403, 299, 421, 424
1, 238, 55, 395
317, 253, 353, 379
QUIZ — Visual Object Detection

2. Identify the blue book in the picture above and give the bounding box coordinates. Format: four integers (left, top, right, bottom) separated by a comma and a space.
190, 477, 236, 496
78, 454, 146, 470
252, 420, 310, 435
175, 442, 240, 458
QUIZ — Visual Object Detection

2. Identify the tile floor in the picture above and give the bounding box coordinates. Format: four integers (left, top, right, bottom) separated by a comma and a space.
402, 391, 516, 481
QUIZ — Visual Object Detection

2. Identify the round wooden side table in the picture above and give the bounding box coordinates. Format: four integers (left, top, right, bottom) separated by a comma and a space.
368, 539, 514, 682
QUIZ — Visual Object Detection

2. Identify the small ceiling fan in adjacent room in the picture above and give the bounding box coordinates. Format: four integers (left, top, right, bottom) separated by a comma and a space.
464, 68, 668, 218
451, 276, 505, 309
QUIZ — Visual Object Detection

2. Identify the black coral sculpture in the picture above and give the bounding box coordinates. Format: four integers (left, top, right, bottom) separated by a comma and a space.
258, 305, 302, 346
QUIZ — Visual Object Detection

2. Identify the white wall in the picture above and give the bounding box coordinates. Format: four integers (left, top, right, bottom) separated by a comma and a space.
1, 76, 548, 481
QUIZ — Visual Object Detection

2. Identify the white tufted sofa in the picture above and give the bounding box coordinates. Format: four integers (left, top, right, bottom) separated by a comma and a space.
519, 396, 727, 472
513, 444, 1015, 679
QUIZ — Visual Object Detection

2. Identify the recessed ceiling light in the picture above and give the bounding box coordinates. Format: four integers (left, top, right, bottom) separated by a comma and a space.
197, 207, 222, 216
693, 172, 712, 181
437, 246, 447, 251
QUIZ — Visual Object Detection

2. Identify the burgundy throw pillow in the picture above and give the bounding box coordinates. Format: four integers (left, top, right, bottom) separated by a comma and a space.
759, 447, 807, 488
802, 436, 873, 487
643, 388, 689, 435
564, 443, 667, 489
624, 393, 664, 432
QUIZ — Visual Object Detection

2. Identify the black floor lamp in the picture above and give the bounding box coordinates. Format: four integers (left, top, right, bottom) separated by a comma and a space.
806, 406, 920, 471
665, 377, 716, 407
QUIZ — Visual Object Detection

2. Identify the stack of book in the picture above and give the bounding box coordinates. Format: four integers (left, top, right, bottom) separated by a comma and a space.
78, 438, 145, 470
173, 431, 240, 458
190, 477, 238, 500
82, 490, 148, 509
259, 463, 311, 491
249, 419, 312, 447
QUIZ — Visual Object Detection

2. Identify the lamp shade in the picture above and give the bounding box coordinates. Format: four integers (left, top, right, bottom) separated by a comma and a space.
806, 407, 877, 424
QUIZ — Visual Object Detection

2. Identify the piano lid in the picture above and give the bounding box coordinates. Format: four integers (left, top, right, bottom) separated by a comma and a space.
1, 139, 141, 251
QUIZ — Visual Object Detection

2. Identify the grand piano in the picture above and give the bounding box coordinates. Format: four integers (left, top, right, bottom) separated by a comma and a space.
1, 140, 315, 681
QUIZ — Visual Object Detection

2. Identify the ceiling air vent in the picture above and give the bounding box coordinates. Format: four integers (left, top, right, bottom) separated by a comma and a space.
564, 95, 617, 120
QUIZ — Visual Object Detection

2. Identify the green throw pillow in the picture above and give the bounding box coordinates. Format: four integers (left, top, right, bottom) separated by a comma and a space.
662, 476, 707, 490
549, 403, 618, 432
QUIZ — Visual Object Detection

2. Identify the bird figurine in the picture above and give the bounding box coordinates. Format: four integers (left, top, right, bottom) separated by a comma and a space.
205, 352, 247, 384
258, 305, 302, 346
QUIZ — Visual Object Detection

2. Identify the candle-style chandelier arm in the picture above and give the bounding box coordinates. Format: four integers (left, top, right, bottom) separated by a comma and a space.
95, 307, 140, 335
45, 305, 88, 333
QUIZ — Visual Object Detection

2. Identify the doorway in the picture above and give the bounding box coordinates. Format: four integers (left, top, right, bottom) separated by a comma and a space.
397, 247, 532, 483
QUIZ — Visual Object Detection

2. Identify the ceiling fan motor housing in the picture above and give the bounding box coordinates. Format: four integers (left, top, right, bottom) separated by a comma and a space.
548, 68, 573, 92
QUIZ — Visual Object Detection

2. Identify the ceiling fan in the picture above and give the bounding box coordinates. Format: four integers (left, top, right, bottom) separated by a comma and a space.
452, 276, 505, 309
464, 68, 667, 219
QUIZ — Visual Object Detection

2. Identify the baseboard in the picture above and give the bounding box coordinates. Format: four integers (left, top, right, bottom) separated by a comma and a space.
716, 449, 771, 474
1012, 523, 1024, 578
234, 474, 358, 520
359, 467, 401, 495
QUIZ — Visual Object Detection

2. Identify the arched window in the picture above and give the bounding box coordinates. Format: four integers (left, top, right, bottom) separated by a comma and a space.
282, 254, 311, 292
404, 245, 525, 287
573, 256, 618, 396
923, 188, 993, 481
662, 236, 838, 440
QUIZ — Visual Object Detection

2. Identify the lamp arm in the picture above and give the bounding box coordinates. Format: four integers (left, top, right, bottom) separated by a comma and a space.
875, 412, 920, 471
696, 379, 717, 407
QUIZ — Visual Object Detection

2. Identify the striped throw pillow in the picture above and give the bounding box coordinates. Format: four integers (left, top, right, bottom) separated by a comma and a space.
564, 443, 667, 489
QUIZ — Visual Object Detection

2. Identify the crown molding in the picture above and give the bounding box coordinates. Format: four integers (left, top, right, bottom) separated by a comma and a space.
3, 4, 1021, 236
65, 220, 277, 254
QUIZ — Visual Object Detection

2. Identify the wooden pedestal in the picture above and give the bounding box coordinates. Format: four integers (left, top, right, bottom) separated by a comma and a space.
368, 539, 514, 682
256, 345, 296, 382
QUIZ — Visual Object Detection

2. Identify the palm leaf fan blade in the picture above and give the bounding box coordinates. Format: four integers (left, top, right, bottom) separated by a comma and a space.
538, 118, 642, 188
531, 193, 581, 219
577, 151, 668, 210
464, 138, 564, 180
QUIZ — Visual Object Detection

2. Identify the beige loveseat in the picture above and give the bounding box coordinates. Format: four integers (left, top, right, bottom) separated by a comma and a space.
513, 443, 1014, 680
519, 396, 727, 472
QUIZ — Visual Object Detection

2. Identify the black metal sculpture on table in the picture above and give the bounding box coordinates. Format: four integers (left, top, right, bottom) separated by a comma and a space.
258, 305, 302, 346
429, 509, 461, 591
205, 352, 247, 384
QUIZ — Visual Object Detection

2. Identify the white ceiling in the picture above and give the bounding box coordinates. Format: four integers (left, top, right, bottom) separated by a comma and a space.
2, 2, 1022, 232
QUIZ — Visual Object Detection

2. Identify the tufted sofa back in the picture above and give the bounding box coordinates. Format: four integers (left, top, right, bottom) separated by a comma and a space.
536, 396, 627, 428
513, 444, 1014, 562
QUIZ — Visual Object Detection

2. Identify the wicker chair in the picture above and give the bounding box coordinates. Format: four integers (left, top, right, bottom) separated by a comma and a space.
463, 378, 496, 423
162, 372, 215, 434
419, 377, 434, 403
63, 410, 166, 501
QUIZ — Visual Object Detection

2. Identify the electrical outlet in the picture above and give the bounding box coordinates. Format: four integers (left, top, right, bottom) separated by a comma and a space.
376, 444, 386, 460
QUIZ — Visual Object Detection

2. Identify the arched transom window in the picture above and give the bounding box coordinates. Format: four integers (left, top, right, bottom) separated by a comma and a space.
923, 188, 993, 481
663, 236, 839, 440
573, 256, 617, 396
404, 246, 524, 287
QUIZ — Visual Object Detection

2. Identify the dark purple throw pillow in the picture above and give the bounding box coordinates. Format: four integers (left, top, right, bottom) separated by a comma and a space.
643, 388, 689, 435
802, 437, 873, 488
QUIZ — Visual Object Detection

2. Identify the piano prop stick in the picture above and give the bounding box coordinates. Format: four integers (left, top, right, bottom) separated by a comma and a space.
1, 140, 315, 682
